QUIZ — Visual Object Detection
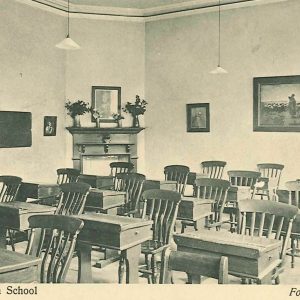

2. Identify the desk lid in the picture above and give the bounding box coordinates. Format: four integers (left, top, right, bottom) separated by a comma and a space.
180, 197, 214, 205
0, 202, 56, 214
89, 189, 126, 197
76, 213, 152, 232
174, 230, 282, 259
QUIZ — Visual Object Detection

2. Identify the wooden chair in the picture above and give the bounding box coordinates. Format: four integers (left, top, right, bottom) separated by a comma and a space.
237, 199, 298, 284
226, 170, 261, 232
115, 172, 146, 217
0, 176, 23, 251
228, 170, 261, 193
181, 178, 231, 232
284, 180, 300, 268
0, 176, 22, 203
256, 163, 284, 201
110, 162, 134, 190
57, 168, 80, 185
138, 189, 181, 283
159, 247, 229, 284
164, 165, 190, 195
200, 161, 226, 179
55, 182, 91, 215
25, 214, 84, 283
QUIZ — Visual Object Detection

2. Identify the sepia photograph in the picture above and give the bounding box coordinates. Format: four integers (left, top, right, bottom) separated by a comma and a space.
43, 116, 57, 136
187, 103, 210, 132
1, 0, 300, 299
91, 86, 121, 123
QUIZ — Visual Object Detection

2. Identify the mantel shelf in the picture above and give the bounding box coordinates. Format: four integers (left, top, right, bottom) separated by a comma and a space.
75, 143, 135, 146
66, 127, 145, 135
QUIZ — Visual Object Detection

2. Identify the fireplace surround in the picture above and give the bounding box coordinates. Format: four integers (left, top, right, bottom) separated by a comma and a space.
66, 127, 145, 175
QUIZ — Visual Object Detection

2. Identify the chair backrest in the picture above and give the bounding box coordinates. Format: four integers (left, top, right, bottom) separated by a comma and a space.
164, 165, 190, 195
285, 180, 300, 208
200, 161, 227, 179
237, 199, 298, 261
194, 178, 230, 222
110, 162, 134, 177
227, 170, 261, 188
141, 189, 181, 245
160, 247, 229, 284
55, 182, 91, 215
0, 176, 22, 202
115, 172, 146, 215
257, 163, 284, 189
57, 168, 80, 185
26, 214, 84, 283
110, 162, 134, 190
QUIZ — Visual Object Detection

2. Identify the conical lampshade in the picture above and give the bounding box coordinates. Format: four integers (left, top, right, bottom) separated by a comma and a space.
55, 0, 80, 50
210, 65, 228, 74
56, 35, 80, 50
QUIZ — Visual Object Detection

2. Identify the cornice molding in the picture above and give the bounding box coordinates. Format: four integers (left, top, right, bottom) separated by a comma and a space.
16, 0, 289, 22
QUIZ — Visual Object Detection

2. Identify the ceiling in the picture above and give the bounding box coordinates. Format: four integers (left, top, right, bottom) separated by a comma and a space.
29, 0, 286, 18
67, 0, 254, 9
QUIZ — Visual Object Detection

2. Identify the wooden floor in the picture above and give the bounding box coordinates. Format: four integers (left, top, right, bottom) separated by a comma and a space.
13, 220, 300, 284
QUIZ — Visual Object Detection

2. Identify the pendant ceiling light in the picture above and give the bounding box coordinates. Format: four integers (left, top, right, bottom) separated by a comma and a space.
55, 0, 80, 50
210, 0, 227, 74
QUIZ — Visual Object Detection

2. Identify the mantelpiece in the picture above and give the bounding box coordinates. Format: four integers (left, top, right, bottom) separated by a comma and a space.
66, 127, 145, 175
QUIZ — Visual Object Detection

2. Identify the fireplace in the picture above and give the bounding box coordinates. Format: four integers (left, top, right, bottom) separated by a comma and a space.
66, 127, 144, 175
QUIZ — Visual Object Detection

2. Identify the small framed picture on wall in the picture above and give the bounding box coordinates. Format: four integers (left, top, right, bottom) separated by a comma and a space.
43, 116, 57, 136
186, 103, 210, 132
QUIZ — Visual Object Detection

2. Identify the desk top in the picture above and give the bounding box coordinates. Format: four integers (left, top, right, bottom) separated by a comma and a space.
0, 202, 56, 214
0, 248, 41, 273
174, 230, 281, 259
76, 213, 153, 232
89, 189, 126, 196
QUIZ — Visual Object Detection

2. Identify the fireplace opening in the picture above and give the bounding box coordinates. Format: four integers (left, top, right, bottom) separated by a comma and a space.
81, 154, 130, 176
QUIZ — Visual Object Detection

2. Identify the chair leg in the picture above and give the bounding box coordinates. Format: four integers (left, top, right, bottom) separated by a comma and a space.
151, 255, 158, 284
8, 230, 15, 252
118, 256, 125, 283
145, 254, 151, 284
291, 237, 295, 268
181, 223, 185, 233
193, 221, 198, 231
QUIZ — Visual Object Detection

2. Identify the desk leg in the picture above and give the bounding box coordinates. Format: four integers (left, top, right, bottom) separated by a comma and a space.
77, 242, 92, 283
187, 273, 201, 284
121, 244, 141, 284
258, 273, 273, 285
0, 227, 7, 249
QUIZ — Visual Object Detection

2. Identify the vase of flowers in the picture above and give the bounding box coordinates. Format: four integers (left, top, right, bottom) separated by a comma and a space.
112, 113, 124, 127
65, 100, 90, 127
123, 95, 147, 128
92, 109, 102, 128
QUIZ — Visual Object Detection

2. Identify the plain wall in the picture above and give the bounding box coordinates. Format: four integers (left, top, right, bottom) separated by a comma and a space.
144, 0, 300, 185
0, 0, 66, 182
65, 17, 146, 174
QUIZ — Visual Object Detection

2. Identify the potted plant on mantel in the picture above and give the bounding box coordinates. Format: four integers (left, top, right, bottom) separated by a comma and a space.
123, 95, 147, 128
65, 100, 90, 127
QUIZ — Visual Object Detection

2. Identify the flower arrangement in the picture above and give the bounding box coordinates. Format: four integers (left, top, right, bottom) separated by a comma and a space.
65, 100, 90, 118
92, 109, 103, 120
122, 95, 147, 116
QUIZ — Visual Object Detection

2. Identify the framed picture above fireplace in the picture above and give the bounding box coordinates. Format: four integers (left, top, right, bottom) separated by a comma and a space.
91, 86, 121, 123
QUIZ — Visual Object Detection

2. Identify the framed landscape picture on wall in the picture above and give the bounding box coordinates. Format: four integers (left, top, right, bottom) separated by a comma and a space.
91, 86, 121, 123
186, 103, 210, 132
253, 75, 300, 132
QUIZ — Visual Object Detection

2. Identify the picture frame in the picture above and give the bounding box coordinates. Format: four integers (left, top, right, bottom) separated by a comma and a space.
43, 116, 57, 136
186, 103, 210, 132
91, 86, 121, 123
253, 75, 300, 132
